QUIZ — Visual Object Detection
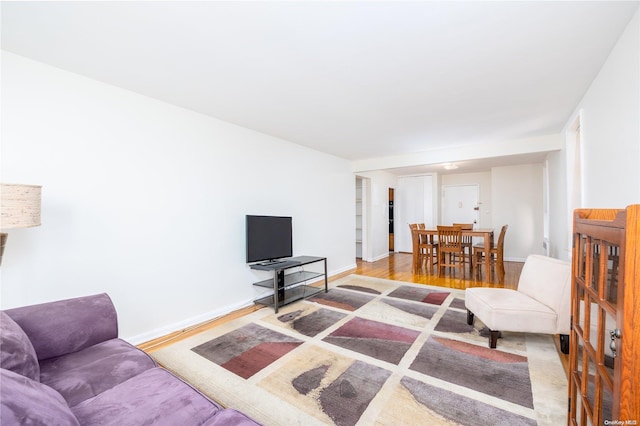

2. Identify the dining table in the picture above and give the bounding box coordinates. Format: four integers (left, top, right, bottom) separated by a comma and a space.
412, 228, 495, 277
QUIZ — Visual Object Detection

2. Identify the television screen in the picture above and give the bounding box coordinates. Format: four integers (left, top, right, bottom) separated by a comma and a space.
246, 215, 293, 263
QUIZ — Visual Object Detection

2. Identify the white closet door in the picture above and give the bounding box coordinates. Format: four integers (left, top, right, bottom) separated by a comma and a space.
396, 175, 433, 253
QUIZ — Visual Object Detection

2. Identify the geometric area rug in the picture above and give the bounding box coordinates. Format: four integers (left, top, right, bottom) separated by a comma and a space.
150, 275, 568, 426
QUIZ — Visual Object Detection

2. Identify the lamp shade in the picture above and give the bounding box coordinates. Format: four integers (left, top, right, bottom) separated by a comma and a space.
0, 183, 42, 229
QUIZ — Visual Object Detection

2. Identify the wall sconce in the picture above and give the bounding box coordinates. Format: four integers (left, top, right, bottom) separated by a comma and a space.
0, 183, 42, 266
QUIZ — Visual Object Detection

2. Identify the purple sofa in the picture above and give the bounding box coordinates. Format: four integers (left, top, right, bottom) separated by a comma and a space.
0, 293, 261, 425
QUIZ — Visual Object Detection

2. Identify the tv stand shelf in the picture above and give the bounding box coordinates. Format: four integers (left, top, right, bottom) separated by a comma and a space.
250, 256, 327, 313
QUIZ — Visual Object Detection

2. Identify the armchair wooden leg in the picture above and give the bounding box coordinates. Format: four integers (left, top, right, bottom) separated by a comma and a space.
559, 334, 570, 354
489, 330, 500, 348
466, 310, 474, 326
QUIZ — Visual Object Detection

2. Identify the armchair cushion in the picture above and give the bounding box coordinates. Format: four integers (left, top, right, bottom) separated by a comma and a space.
464, 288, 558, 333
0, 368, 80, 426
0, 311, 40, 381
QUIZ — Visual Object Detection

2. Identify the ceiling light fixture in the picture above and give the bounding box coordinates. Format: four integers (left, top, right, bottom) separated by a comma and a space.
443, 163, 458, 170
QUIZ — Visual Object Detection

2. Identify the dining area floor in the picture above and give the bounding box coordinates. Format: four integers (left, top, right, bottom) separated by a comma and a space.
355, 252, 524, 291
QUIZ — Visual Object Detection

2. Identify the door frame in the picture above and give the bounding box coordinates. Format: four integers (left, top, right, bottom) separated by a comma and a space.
388, 187, 394, 252
355, 176, 370, 262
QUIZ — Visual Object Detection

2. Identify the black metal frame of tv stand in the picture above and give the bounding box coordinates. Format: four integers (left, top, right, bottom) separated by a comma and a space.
250, 256, 327, 313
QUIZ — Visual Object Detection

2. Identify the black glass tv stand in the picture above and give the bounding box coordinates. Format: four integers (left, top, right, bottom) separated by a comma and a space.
250, 256, 327, 313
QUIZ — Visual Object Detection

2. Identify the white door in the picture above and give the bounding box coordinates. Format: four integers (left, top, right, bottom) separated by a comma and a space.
441, 184, 479, 227
396, 175, 434, 252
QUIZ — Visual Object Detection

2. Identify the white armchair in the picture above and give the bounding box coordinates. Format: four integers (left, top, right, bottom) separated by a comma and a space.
465, 254, 571, 352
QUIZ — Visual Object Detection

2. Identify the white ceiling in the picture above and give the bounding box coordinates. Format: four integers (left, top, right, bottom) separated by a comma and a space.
2, 1, 638, 173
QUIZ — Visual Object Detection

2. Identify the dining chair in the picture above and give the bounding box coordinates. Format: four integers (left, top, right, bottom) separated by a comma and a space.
472, 224, 508, 283
436, 225, 465, 278
419, 223, 438, 272
453, 223, 474, 272
409, 224, 438, 273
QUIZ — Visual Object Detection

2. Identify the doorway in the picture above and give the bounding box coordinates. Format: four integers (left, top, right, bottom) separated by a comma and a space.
356, 177, 364, 259
566, 114, 582, 257
355, 176, 370, 261
388, 188, 394, 251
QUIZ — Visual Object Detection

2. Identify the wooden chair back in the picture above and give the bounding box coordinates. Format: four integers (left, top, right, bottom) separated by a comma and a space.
408, 223, 419, 251
496, 224, 508, 257
437, 225, 464, 277
453, 222, 474, 249
409, 223, 437, 273
437, 225, 463, 253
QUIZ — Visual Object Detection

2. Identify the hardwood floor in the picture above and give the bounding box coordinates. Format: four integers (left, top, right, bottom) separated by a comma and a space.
353, 252, 523, 290
142, 253, 519, 352
138, 253, 522, 353
141, 252, 568, 377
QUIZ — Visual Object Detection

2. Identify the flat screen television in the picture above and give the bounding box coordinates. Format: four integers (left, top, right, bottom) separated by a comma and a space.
246, 215, 293, 264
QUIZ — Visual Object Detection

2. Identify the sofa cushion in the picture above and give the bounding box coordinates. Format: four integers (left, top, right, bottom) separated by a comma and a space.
5, 293, 118, 361
0, 368, 80, 426
72, 367, 222, 425
0, 311, 40, 381
203, 409, 262, 426
40, 338, 157, 407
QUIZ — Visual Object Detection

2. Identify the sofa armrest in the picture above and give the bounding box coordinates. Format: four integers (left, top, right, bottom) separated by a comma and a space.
4, 293, 118, 361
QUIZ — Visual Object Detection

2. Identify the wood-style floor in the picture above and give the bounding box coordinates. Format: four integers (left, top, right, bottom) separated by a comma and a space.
354, 252, 522, 290
141, 252, 568, 376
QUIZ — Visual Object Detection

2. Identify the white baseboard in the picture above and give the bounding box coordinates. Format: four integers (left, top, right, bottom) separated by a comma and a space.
362, 252, 390, 262
126, 263, 359, 346
125, 298, 254, 346
330, 263, 358, 275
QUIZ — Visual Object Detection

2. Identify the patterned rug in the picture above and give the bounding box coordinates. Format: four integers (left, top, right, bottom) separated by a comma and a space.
151, 275, 567, 426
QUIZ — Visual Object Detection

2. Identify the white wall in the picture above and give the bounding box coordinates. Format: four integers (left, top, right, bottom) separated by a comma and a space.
0, 51, 356, 343
548, 10, 640, 260
546, 151, 570, 260
570, 10, 640, 208
491, 164, 545, 261
439, 169, 546, 260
